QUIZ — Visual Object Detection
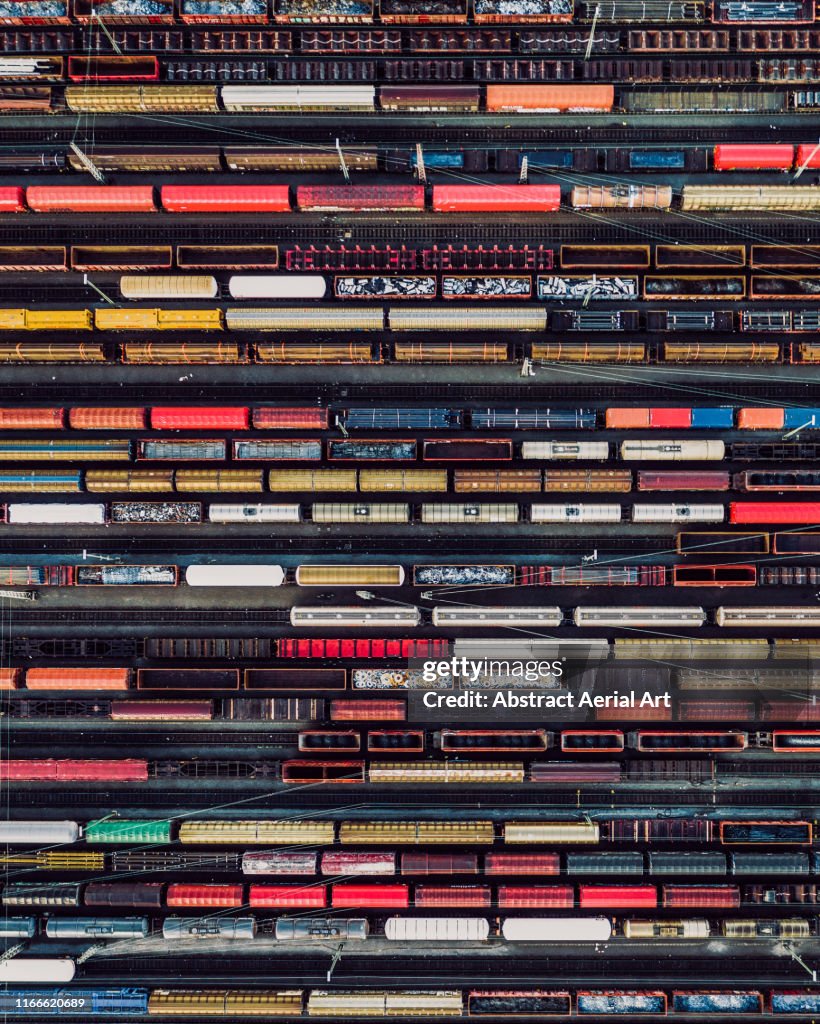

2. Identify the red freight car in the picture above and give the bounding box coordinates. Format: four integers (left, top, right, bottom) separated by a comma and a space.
295, 186, 425, 212
401, 853, 479, 875
579, 885, 657, 909
321, 852, 396, 875
796, 144, 820, 170
662, 885, 740, 908
0, 407, 63, 428
109, 700, 213, 721
485, 853, 560, 876
638, 471, 730, 491
636, 731, 748, 752
648, 407, 693, 428
423, 439, 513, 460
440, 729, 548, 753
486, 84, 614, 112
160, 186, 291, 214
25, 667, 131, 690
679, 701, 756, 721
498, 885, 573, 908
673, 565, 756, 586
560, 730, 624, 752
596, 705, 673, 722
281, 761, 365, 784
70, 407, 147, 430
277, 638, 449, 659
713, 144, 794, 171
298, 730, 360, 751
0, 759, 148, 782
330, 699, 406, 721
252, 407, 329, 429
367, 730, 424, 752
530, 762, 622, 783
26, 186, 156, 213
772, 730, 820, 753
249, 884, 327, 908
731, 502, 820, 524
0, 187, 27, 213
150, 407, 250, 430
166, 883, 243, 908
331, 883, 409, 908
468, 993, 572, 1016
415, 885, 491, 908
432, 184, 561, 213
761, 702, 820, 722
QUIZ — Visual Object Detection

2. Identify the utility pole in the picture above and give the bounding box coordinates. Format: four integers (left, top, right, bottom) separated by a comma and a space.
794, 139, 820, 180
786, 945, 817, 982
326, 944, 345, 982
415, 143, 427, 184
83, 274, 115, 304
91, 10, 122, 54
0, 589, 37, 601
335, 139, 350, 183
584, 5, 600, 61
69, 142, 106, 184
783, 417, 815, 440
518, 155, 529, 184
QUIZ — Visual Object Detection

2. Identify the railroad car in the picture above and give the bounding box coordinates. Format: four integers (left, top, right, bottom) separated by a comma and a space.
638, 471, 730, 491
454, 469, 542, 492
521, 441, 609, 460
716, 606, 820, 626
620, 440, 725, 461
0, 984, 144, 1009
501, 918, 612, 941
542, 470, 632, 493
530, 503, 621, 522
432, 184, 560, 212
471, 408, 595, 429
289, 606, 421, 628
295, 566, 405, 587
230, 277, 326, 300
573, 607, 706, 627
730, 502, 820, 524
631, 504, 725, 523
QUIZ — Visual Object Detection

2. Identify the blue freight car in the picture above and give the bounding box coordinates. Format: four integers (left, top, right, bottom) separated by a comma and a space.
519, 150, 573, 169
691, 407, 734, 429
629, 150, 686, 170
470, 408, 596, 430
673, 992, 762, 1014
339, 408, 462, 430
0, 989, 149, 1015
327, 440, 417, 461
783, 407, 820, 428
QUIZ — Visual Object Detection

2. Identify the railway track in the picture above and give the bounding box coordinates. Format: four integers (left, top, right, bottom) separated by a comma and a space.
0, 214, 815, 247
0, 534, 673, 555
4, 117, 819, 146
80, 952, 813, 984
4, 381, 819, 403
7, 787, 819, 809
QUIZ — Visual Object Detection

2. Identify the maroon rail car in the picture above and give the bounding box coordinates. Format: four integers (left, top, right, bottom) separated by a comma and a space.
422, 439, 513, 461
498, 885, 574, 908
